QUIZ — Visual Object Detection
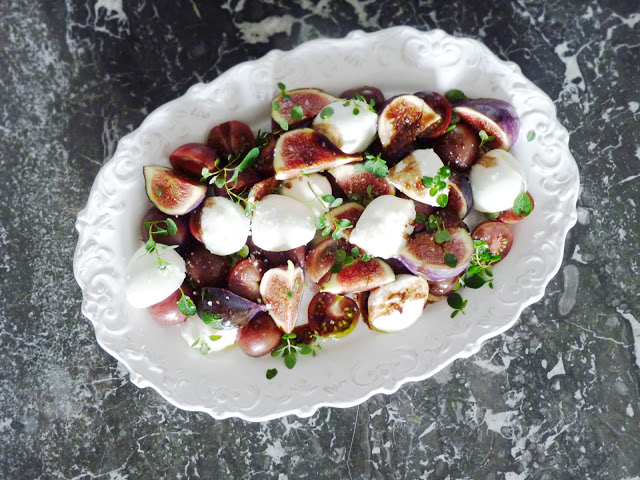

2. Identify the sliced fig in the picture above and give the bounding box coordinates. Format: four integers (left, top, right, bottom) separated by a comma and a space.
247, 176, 280, 203
397, 227, 474, 281
328, 163, 396, 198
271, 88, 338, 131
227, 258, 267, 303
306, 238, 345, 284
144, 166, 206, 216
444, 175, 473, 219
273, 129, 361, 180
260, 261, 305, 333
339, 86, 385, 112
198, 287, 267, 329
414, 91, 452, 140
308, 292, 359, 339
433, 123, 480, 172
206, 120, 256, 159
140, 206, 191, 249
169, 142, 219, 178
321, 258, 395, 295
261, 246, 307, 269
237, 312, 282, 357
453, 98, 520, 151
184, 242, 231, 288
326, 202, 364, 240
377, 95, 440, 159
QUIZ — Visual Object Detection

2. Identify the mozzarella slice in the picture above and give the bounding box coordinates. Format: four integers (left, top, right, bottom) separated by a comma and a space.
312, 99, 378, 154
179, 316, 238, 353
349, 195, 415, 258
251, 194, 316, 252
368, 274, 430, 332
200, 197, 251, 255
387, 149, 450, 207
125, 244, 186, 308
280, 173, 332, 218
469, 149, 527, 213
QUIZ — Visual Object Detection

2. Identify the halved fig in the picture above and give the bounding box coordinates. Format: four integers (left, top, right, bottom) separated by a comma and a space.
306, 238, 345, 284
444, 175, 473, 219
261, 246, 307, 269
414, 91, 452, 140
227, 258, 267, 303
329, 163, 396, 198
143, 166, 206, 215
140, 206, 191, 249
326, 202, 364, 240
189, 206, 204, 243
237, 312, 282, 357
308, 292, 359, 339
169, 142, 219, 177
271, 88, 337, 131
197, 287, 267, 329
247, 176, 280, 203
321, 258, 395, 295
397, 227, 474, 281
184, 242, 231, 288
260, 261, 305, 333
339, 86, 385, 112
273, 129, 361, 180
378, 95, 440, 159
206, 120, 255, 159
453, 98, 520, 151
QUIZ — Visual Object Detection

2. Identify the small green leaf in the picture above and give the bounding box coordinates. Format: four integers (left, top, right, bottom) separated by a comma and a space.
361, 253, 372, 261
337, 218, 352, 228
444, 252, 458, 268
214, 176, 226, 188
478, 130, 495, 147
343, 256, 354, 266
322, 226, 332, 236
165, 218, 178, 236
315, 215, 327, 229
335, 249, 347, 262
422, 176, 434, 187
156, 188, 163, 197
319, 106, 334, 119
237, 244, 249, 257
445, 123, 456, 132
283, 333, 297, 340
464, 274, 486, 289
321, 194, 335, 203
290, 105, 304, 121
266, 368, 278, 379
201, 312, 222, 326
277, 82, 286, 92
236, 147, 260, 172
447, 292, 464, 310
284, 353, 296, 369
444, 89, 469, 104
285, 288, 293, 299
330, 198, 343, 208
351, 247, 359, 256
145, 237, 156, 253
277, 117, 289, 131
298, 344, 313, 355
177, 292, 197, 316
272, 100, 281, 111
330, 263, 343, 274
436, 193, 449, 207
513, 191, 532, 217
199, 343, 211, 355
209, 335, 222, 341
434, 229, 451, 244
527, 130, 536, 142
293, 277, 300, 292
484, 212, 500, 220
352, 107, 360, 115
366, 184, 373, 197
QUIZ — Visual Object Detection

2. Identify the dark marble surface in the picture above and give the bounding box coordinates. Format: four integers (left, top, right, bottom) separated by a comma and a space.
1, 1, 640, 478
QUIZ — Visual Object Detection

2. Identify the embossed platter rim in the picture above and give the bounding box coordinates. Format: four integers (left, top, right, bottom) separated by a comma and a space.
74, 27, 579, 421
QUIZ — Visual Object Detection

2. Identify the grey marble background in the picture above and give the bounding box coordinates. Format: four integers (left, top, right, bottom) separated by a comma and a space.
1, 1, 639, 479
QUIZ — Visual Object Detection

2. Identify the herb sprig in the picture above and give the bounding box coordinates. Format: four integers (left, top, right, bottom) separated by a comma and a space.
356, 153, 389, 178
513, 191, 533, 217
347, 184, 376, 206
415, 214, 451, 244
447, 293, 467, 318
272, 82, 304, 131
421, 165, 451, 207
143, 219, 179, 268
455, 240, 501, 290
309, 188, 353, 240
271, 333, 322, 370
478, 129, 495, 148
330, 246, 372, 274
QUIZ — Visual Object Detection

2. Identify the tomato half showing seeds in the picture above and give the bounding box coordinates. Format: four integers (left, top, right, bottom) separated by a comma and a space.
471, 221, 514, 262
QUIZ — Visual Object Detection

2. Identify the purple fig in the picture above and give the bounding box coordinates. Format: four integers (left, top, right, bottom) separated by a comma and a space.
272, 88, 338, 131
197, 287, 267, 329
143, 166, 206, 216
453, 98, 520, 150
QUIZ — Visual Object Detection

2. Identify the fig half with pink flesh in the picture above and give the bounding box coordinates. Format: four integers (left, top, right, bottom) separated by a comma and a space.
444, 175, 473, 219
272, 88, 338, 130
306, 238, 345, 284
453, 98, 520, 151
143, 166, 206, 216
377, 95, 440, 158
321, 258, 395, 295
227, 258, 267, 303
329, 163, 396, 198
326, 202, 364, 240
397, 227, 474, 281
259, 262, 305, 333
247, 176, 280, 203
273, 129, 361, 180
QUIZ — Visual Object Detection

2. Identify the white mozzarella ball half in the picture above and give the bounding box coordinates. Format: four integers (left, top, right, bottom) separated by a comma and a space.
200, 196, 251, 255
368, 274, 430, 332
125, 244, 186, 308
469, 149, 527, 213
280, 173, 332, 218
179, 316, 238, 353
349, 195, 416, 259
312, 99, 378, 154
387, 149, 450, 207
251, 194, 316, 252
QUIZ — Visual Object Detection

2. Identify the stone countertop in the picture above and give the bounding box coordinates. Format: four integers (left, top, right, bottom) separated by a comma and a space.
1, 1, 639, 478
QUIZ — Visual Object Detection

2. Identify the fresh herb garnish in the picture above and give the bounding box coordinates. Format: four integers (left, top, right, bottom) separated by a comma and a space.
271, 333, 322, 370
290, 105, 304, 121
527, 130, 536, 142
319, 106, 334, 119
143, 219, 179, 269
358, 153, 389, 178
455, 240, 501, 291
309, 188, 353, 240
201, 312, 224, 329
177, 288, 197, 317
443, 252, 458, 268
266, 368, 278, 380
330, 246, 372, 274
513, 191, 532, 217
478, 130, 495, 148
416, 214, 451, 245
444, 89, 469, 104
447, 292, 467, 318
421, 165, 451, 207
483, 212, 500, 220
354, 93, 376, 113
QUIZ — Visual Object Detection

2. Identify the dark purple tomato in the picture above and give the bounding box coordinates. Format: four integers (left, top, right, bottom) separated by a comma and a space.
414, 91, 452, 139
237, 312, 283, 357
169, 142, 219, 178
292, 324, 316, 345
339, 86, 385, 112
256, 134, 277, 177
261, 246, 307, 269
497, 192, 535, 224
433, 123, 480, 172
140, 206, 191, 249
206, 120, 256, 160
308, 292, 359, 338
184, 242, 231, 288
471, 221, 514, 262
227, 258, 267, 303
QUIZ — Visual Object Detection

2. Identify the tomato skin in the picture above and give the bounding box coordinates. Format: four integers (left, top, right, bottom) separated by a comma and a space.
496, 192, 535, 224
471, 221, 514, 262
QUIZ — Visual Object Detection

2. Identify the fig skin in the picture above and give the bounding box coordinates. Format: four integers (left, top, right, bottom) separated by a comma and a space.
206, 120, 256, 159
271, 88, 337, 131
227, 258, 267, 303
453, 98, 520, 151
339, 86, 385, 112
147, 283, 196, 325
198, 287, 267, 329
444, 175, 473, 219
184, 242, 231, 289
140, 206, 191, 250
433, 123, 480, 172
169, 142, 219, 178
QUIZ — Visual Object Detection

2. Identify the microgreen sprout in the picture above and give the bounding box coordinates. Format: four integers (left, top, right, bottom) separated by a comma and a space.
271, 333, 322, 370
421, 165, 451, 207
527, 130, 536, 142
478, 129, 495, 148
319, 106, 334, 119
329, 246, 372, 274
455, 240, 501, 291
177, 288, 197, 317
356, 153, 388, 178
201, 312, 224, 329
143, 218, 179, 269
266, 368, 278, 379
354, 93, 377, 113
415, 214, 451, 244
513, 191, 533, 217
444, 89, 469, 104
308, 187, 353, 240
191, 334, 221, 356
447, 292, 467, 318
347, 184, 376, 206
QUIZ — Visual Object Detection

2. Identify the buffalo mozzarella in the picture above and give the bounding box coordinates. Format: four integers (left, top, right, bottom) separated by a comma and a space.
469, 149, 527, 213
251, 194, 316, 252
368, 274, 430, 332
200, 197, 250, 256
280, 173, 332, 218
312, 99, 377, 154
387, 149, 450, 207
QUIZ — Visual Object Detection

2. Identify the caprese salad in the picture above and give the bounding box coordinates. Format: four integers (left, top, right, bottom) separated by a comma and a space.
125, 84, 534, 377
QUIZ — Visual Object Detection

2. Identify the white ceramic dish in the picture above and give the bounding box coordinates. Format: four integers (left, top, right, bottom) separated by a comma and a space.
74, 27, 579, 421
